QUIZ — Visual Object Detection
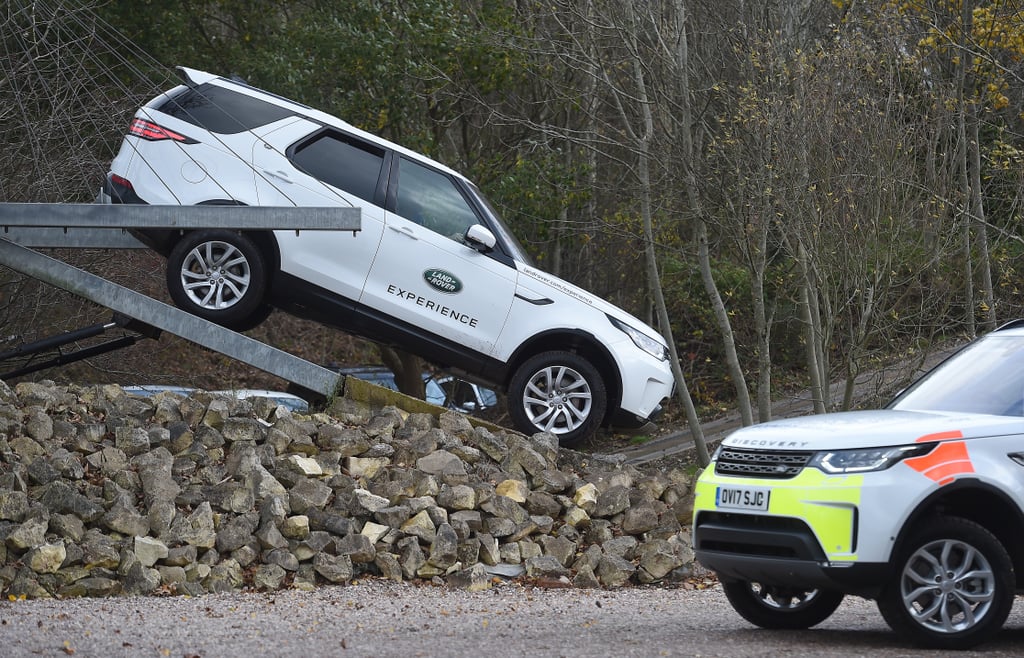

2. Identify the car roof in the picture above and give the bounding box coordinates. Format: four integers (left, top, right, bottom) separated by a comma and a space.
177, 66, 468, 184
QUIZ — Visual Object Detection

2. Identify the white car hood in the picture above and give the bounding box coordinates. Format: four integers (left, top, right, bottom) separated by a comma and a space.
516, 265, 665, 345
722, 409, 1024, 451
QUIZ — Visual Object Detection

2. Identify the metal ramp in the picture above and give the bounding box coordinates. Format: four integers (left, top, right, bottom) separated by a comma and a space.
0, 203, 360, 398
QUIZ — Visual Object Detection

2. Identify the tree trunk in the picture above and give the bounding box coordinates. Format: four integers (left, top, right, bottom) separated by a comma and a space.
750, 227, 773, 422
674, 0, 753, 427
695, 219, 754, 425
968, 108, 996, 331
622, 0, 709, 464
956, 0, 976, 337
796, 242, 827, 414
379, 347, 425, 399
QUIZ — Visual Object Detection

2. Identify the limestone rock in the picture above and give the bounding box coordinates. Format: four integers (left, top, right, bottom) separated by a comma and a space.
0, 380, 696, 600
134, 536, 169, 567
447, 563, 491, 591
7, 515, 48, 551
313, 552, 352, 583
25, 542, 66, 574
494, 479, 528, 503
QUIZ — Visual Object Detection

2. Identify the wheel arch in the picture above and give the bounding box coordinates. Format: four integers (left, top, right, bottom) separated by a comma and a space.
245, 230, 281, 283
164, 224, 276, 330
894, 479, 1024, 589
504, 329, 621, 424
176, 199, 282, 284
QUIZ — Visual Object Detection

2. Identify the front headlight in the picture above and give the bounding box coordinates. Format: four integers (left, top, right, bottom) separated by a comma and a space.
608, 315, 668, 361
808, 443, 936, 474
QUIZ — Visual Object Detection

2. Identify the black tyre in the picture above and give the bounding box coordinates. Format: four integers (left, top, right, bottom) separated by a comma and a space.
877, 516, 1014, 650
507, 351, 606, 447
226, 303, 274, 333
167, 230, 267, 330
721, 580, 843, 630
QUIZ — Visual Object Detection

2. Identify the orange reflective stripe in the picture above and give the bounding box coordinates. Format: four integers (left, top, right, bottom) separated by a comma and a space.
915, 430, 964, 443
904, 440, 974, 485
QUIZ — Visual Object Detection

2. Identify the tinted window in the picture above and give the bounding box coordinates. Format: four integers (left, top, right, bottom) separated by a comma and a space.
157, 83, 294, 133
289, 131, 384, 204
396, 157, 479, 240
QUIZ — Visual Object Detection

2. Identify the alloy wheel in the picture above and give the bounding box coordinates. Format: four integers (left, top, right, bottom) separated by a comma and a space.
180, 240, 251, 310
898, 538, 996, 634
521, 364, 593, 435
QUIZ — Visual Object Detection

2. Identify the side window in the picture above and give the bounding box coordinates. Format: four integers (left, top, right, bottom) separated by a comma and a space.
395, 157, 479, 240
289, 131, 384, 204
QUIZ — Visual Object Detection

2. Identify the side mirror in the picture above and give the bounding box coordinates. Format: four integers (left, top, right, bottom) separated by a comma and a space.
465, 224, 496, 252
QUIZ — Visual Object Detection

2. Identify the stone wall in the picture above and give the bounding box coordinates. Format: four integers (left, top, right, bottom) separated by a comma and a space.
0, 379, 695, 598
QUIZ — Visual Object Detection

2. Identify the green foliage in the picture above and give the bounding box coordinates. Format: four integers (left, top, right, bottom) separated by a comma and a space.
95, 1, 523, 154
482, 148, 588, 262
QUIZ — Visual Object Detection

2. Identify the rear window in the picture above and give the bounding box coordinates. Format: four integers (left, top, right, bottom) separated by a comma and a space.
156, 83, 294, 134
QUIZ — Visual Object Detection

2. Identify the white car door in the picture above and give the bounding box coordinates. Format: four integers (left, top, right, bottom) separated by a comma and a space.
252, 120, 386, 302
361, 156, 517, 356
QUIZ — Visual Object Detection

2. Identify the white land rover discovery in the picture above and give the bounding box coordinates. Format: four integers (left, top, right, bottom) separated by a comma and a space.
693, 321, 1024, 649
102, 67, 674, 446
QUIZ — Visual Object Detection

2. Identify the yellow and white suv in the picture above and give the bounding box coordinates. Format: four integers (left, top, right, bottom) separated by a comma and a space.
693, 321, 1024, 649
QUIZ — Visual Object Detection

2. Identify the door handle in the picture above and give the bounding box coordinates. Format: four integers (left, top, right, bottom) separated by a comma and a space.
261, 169, 292, 183
388, 225, 419, 240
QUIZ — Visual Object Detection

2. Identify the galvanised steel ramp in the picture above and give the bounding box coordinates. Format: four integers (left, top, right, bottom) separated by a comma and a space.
0, 203, 360, 398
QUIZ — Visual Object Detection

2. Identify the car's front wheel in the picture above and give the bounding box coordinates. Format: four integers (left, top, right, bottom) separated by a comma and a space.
507, 351, 606, 447
721, 580, 844, 630
876, 516, 1013, 650
166, 230, 267, 330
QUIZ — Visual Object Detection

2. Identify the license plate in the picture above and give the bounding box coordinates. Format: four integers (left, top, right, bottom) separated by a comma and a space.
715, 485, 770, 511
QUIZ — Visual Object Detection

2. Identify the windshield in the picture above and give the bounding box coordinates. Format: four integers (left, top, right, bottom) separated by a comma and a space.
467, 183, 534, 266
889, 335, 1024, 416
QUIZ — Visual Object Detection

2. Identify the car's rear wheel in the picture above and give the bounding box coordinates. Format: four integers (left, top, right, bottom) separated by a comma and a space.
508, 351, 606, 447
721, 580, 844, 630
877, 516, 1013, 650
167, 230, 267, 330
228, 303, 274, 332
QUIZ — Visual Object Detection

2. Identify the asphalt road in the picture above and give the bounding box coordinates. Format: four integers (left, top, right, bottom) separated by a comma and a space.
2, 581, 1023, 657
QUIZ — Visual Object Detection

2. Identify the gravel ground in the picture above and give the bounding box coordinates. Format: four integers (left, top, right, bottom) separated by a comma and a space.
3, 581, 1024, 658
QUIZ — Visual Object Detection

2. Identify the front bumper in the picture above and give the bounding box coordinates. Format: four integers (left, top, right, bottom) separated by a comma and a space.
696, 547, 891, 597
609, 401, 665, 431
691, 457, 934, 597
694, 510, 890, 596
614, 351, 674, 425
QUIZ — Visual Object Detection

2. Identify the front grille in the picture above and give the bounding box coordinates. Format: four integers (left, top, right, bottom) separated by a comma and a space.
715, 447, 813, 479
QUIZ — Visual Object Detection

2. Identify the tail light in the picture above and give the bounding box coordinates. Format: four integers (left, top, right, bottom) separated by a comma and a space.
128, 118, 196, 143
110, 174, 133, 190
